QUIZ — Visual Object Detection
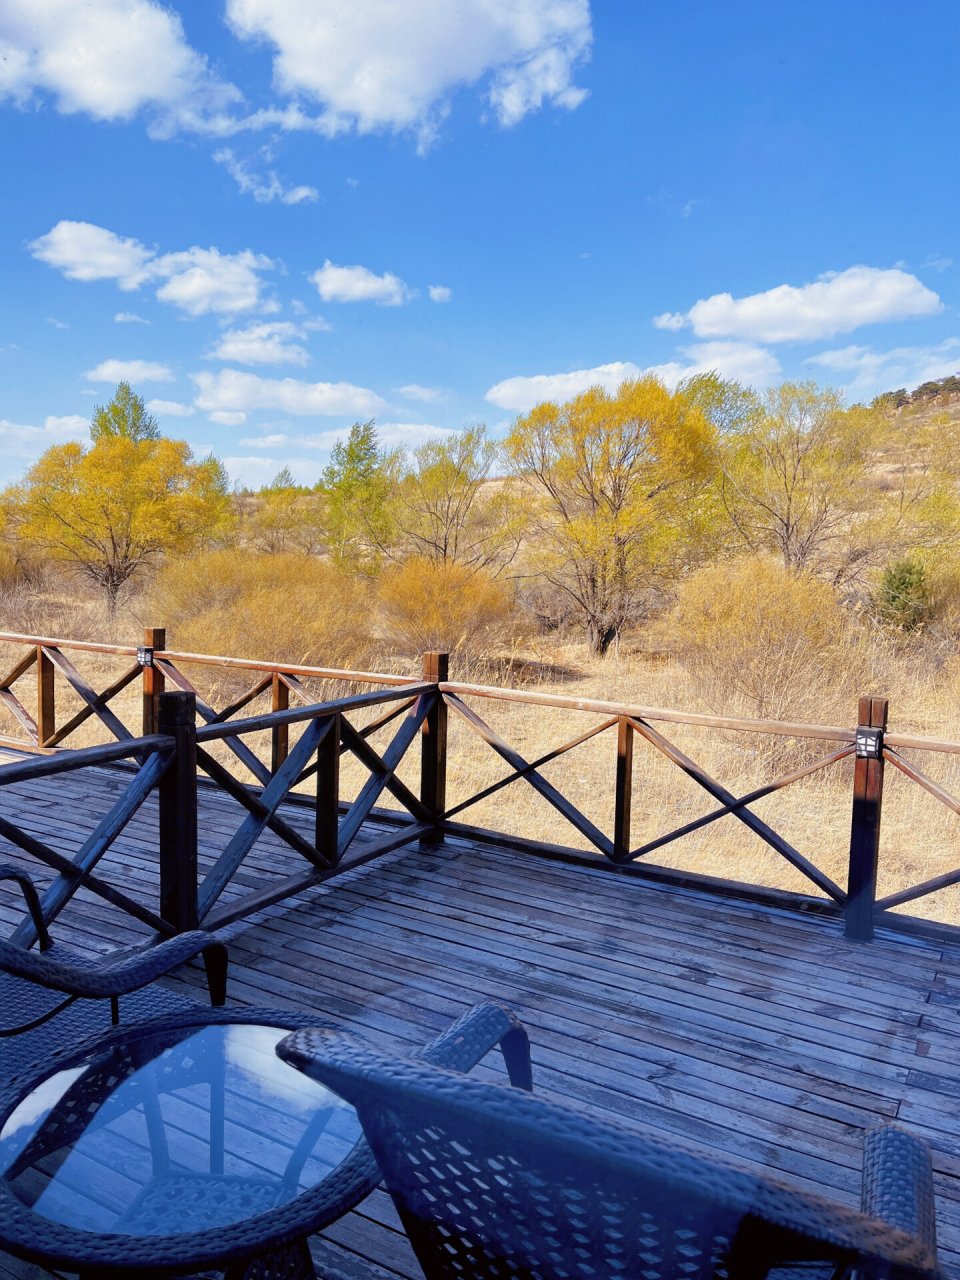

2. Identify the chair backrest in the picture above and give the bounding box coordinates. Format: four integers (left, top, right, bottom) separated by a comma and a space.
289, 1035, 941, 1280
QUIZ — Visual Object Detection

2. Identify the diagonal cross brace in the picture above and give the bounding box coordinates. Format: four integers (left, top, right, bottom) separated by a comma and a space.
337, 695, 432, 858
195, 745, 333, 869
156, 659, 272, 786
339, 717, 431, 822
198, 715, 333, 918
626, 716, 845, 902
42, 647, 132, 742
445, 694, 615, 858
9, 749, 173, 947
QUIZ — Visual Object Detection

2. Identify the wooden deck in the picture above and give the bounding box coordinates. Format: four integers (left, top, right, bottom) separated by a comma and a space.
1, 761, 960, 1278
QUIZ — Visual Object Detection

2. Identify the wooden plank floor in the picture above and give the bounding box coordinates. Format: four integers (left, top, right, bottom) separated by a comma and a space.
1, 759, 960, 1277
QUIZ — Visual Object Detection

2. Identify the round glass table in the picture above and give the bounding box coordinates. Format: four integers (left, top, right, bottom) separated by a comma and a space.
0, 1007, 377, 1278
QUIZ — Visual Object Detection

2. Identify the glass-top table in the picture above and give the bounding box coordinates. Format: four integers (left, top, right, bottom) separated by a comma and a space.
0, 1008, 378, 1278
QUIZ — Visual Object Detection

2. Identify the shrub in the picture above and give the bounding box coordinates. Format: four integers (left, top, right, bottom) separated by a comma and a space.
147, 551, 375, 670
670, 557, 862, 723
378, 556, 519, 660
874, 558, 929, 631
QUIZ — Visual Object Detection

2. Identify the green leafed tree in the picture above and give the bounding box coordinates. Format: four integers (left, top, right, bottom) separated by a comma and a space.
383, 426, 521, 572
90, 381, 160, 443
320, 420, 396, 567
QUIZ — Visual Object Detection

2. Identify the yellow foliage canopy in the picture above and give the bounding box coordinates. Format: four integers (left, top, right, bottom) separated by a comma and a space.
10, 436, 231, 606
504, 376, 717, 653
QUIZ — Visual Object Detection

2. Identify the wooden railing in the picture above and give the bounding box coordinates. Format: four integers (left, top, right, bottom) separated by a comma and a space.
2, 630, 960, 943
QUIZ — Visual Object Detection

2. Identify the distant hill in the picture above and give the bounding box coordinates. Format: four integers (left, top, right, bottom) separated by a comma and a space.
873, 374, 960, 412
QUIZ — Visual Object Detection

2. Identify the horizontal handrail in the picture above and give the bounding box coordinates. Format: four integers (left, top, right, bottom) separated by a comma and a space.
441, 680, 857, 742
154, 647, 419, 687
194, 683, 434, 742
0, 631, 417, 688
0, 734, 173, 783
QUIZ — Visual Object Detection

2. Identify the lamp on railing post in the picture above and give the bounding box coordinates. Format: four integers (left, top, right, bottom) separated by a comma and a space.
845, 695, 888, 942
140, 627, 166, 737
158, 690, 199, 931
421, 652, 449, 845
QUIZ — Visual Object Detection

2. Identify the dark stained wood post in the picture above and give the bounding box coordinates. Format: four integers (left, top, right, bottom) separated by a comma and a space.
613, 716, 634, 862
845, 695, 888, 942
316, 711, 340, 864
158, 690, 199, 931
36, 646, 55, 748
421, 652, 449, 844
141, 627, 166, 737
271, 672, 289, 773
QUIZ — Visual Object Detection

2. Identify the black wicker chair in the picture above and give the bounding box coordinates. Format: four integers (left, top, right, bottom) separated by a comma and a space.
279, 1029, 942, 1280
0, 863, 227, 1080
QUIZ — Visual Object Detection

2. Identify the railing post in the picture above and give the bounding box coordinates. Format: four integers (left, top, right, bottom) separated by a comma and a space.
271, 672, 289, 773
158, 690, 199, 931
421, 652, 449, 844
36, 646, 55, 748
613, 716, 634, 862
316, 711, 340, 864
140, 626, 166, 737
845, 695, 888, 942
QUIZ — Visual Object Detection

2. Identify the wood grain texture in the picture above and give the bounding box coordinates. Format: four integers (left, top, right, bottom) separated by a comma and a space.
0, 760, 959, 1277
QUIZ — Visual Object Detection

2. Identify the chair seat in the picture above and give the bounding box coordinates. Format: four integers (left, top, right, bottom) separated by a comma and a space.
0, 971, 193, 1085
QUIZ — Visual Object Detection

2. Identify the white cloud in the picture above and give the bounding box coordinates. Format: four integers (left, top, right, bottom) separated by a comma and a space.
147, 398, 194, 417
30, 222, 155, 288
239, 433, 290, 447
84, 358, 174, 383
114, 311, 149, 324
210, 411, 248, 426
0, 0, 238, 133
664, 266, 942, 344
398, 384, 443, 403
207, 321, 310, 366
428, 284, 452, 303
152, 247, 274, 316
486, 361, 643, 412
223, 0, 591, 146
652, 311, 686, 331
213, 147, 319, 205
645, 341, 782, 390
192, 369, 386, 424
486, 344, 782, 413
46, 317, 69, 329
310, 260, 412, 306
30, 221, 276, 317
805, 338, 960, 398
0, 413, 88, 469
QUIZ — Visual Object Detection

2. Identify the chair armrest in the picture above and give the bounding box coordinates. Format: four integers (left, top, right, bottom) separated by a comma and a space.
418, 1002, 533, 1090
0, 930, 227, 1000
862, 1124, 938, 1259
0, 865, 51, 951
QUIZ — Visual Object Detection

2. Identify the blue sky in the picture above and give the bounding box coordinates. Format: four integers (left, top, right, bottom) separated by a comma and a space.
2, 0, 959, 487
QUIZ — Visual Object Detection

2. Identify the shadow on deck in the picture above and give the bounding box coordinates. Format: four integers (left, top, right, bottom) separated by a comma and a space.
0, 764, 959, 1278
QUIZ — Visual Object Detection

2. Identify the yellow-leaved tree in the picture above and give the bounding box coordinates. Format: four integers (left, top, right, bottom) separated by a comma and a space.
504, 376, 717, 654
9, 398, 232, 609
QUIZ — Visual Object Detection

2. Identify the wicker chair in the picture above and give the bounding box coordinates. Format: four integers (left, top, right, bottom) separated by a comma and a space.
0, 863, 227, 1078
279, 1029, 942, 1280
